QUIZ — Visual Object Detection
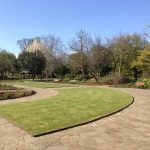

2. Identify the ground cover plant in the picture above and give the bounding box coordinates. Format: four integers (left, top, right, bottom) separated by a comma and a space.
0, 87, 132, 136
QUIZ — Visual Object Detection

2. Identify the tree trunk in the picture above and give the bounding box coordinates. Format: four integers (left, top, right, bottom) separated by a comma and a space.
133, 68, 138, 80
32, 74, 35, 81
112, 61, 117, 76
94, 76, 98, 83
40, 74, 43, 80
118, 53, 122, 77
89, 70, 99, 83
80, 66, 85, 79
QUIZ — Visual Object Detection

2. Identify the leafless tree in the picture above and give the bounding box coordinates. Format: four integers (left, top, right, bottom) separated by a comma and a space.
41, 34, 65, 77
17, 38, 34, 51
69, 29, 93, 78
88, 36, 110, 82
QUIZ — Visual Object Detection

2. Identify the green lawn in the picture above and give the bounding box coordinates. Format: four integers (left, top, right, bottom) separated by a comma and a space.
13, 81, 76, 88
0, 87, 132, 136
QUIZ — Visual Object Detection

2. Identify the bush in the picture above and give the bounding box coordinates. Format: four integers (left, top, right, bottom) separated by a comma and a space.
142, 79, 150, 88
65, 73, 75, 80
69, 80, 78, 84
74, 75, 84, 81
98, 76, 131, 85
135, 79, 150, 89
0, 90, 35, 100
63, 77, 70, 83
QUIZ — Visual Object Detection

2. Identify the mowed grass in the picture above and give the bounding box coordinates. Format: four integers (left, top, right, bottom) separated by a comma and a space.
0, 87, 132, 136
14, 81, 76, 88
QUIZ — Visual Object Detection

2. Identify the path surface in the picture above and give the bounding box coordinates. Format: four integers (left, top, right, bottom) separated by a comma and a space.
0, 86, 150, 150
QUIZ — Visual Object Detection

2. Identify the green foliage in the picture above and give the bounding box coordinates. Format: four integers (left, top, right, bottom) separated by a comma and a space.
18, 50, 46, 80
74, 74, 84, 81
142, 79, 150, 88
1, 32, 150, 82
131, 50, 150, 73
0, 50, 16, 79
53, 63, 70, 79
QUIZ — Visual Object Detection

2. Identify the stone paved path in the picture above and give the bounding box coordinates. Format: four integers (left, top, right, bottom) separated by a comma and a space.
0, 86, 150, 150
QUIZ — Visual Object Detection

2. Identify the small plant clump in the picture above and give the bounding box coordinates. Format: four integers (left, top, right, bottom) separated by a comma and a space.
143, 79, 150, 88
0, 89, 34, 100
0, 84, 34, 100
135, 79, 150, 89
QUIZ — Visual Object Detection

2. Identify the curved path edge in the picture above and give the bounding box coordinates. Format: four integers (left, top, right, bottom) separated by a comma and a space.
0, 84, 59, 105
0, 86, 150, 150
34, 96, 134, 137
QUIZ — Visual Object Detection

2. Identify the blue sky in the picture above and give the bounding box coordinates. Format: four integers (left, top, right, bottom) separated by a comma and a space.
0, 0, 150, 55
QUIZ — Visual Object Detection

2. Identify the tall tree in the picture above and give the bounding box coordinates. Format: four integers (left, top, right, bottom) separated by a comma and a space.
41, 34, 64, 77
69, 29, 92, 78
17, 38, 34, 51
88, 37, 111, 82
68, 52, 88, 77
131, 49, 150, 78
18, 50, 46, 81
107, 33, 146, 78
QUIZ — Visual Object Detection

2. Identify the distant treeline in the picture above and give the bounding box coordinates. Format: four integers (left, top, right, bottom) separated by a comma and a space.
0, 29, 150, 82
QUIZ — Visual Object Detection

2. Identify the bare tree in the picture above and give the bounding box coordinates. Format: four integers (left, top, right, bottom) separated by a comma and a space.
88, 37, 110, 82
69, 29, 93, 78
17, 38, 34, 51
41, 34, 65, 77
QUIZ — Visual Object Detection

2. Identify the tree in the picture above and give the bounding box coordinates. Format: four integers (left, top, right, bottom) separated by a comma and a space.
88, 37, 111, 82
131, 49, 150, 78
54, 64, 70, 79
69, 29, 92, 78
17, 38, 34, 51
42, 34, 65, 77
17, 35, 65, 78
18, 50, 46, 81
107, 33, 146, 78
0, 49, 16, 79
68, 52, 88, 77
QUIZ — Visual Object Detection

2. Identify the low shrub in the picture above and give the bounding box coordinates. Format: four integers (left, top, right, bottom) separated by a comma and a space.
98, 76, 131, 85
63, 77, 70, 83
143, 79, 150, 88
69, 80, 78, 84
135, 79, 150, 89
0, 90, 35, 100
74, 75, 84, 81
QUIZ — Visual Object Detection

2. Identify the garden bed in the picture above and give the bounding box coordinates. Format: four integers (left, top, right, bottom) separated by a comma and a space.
0, 84, 35, 100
